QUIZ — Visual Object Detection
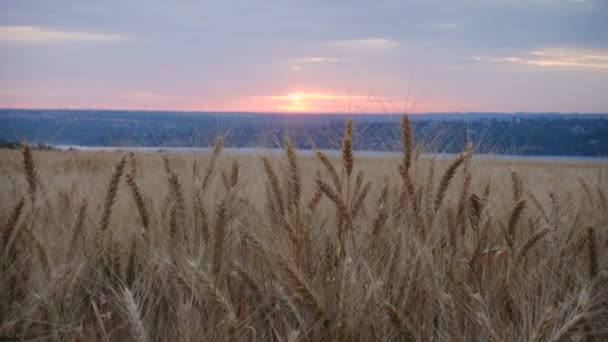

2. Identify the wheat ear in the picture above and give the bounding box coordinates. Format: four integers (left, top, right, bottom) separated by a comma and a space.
123, 288, 148, 342
285, 138, 301, 208
200, 136, 224, 192
262, 157, 285, 217
342, 119, 354, 178
277, 256, 326, 321
212, 195, 229, 278
586, 226, 598, 279
316, 151, 341, 192
507, 200, 526, 248
516, 228, 550, 266
434, 151, 469, 214
125, 174, 149, 230
21, 143, 38, 204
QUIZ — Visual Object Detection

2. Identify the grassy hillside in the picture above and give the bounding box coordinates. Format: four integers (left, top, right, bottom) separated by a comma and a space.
1, 117, 607, 341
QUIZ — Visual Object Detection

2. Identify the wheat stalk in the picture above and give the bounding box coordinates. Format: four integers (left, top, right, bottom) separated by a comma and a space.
2, 197, 25, 251
126, 232, 139, 287
230, 161, 239, 188
66, 200, 88, 260
99, 155, 127, 231
586, 226, 598, 279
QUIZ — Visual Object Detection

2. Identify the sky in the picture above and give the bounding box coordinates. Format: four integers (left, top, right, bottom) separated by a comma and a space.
0, 0, 607, 113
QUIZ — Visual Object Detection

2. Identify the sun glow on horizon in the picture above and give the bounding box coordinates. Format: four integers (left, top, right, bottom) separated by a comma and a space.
239, 91, 468, 113
262, 92, 365, 112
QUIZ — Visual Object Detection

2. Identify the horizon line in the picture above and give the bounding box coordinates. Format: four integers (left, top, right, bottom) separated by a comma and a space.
0, 107, 607, 116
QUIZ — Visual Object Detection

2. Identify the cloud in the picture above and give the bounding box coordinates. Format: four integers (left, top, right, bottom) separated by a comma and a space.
474, 47, 608, 70
292, 57, 354, 63
326, 38, 399, 49
0, 26, 128, 43
469, 0, 590, 6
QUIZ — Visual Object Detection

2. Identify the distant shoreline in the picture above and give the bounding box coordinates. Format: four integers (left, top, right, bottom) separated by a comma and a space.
50, 145, 608, 164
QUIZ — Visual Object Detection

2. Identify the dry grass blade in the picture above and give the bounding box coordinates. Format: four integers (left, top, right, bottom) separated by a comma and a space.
67, 200, 87, 260
380, 299, 415, 342
2, 197, 25, 250
32, 232, 51, 280
126, 232, 139, 286
548, 291, 590, 342
99, 155, 127, 231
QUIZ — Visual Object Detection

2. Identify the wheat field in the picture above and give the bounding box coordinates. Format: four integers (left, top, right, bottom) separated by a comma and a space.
1, 117, 607, 341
